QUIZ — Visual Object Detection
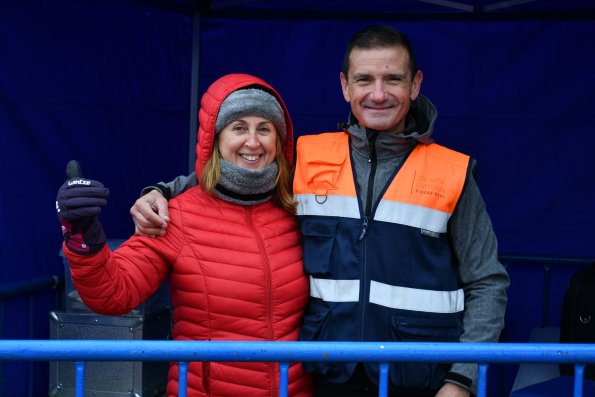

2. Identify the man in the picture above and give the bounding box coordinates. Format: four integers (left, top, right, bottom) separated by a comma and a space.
131, 26, 509, 397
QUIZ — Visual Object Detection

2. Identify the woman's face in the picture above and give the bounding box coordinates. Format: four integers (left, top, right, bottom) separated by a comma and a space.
217, 115, 278, 169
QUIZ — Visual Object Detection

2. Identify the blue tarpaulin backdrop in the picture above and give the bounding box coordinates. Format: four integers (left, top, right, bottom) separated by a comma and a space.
0, 1, 594, 395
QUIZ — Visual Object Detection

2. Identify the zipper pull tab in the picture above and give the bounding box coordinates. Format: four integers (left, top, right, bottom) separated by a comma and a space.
359, 216, 369, 240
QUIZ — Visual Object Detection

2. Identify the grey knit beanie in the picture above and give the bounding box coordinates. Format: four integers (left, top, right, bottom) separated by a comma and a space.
215, 88, 286, 141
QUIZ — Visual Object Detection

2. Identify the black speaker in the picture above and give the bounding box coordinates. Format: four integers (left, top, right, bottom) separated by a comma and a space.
48, 308, 171, 397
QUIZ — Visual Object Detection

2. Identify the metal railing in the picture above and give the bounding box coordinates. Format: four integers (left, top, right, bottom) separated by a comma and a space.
1, 340, 594, 397
0, 256, 593, 396
499, 255, 594, 327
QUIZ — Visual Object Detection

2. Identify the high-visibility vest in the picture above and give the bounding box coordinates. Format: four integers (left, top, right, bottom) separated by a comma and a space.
293, 131, 470, 389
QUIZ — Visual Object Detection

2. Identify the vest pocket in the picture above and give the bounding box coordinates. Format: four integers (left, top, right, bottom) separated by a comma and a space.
300, 301, 332, 375
390, 313, 462, 389
300, 300, 331, 342
300, 218, 339, 275
303, 152, 346, 190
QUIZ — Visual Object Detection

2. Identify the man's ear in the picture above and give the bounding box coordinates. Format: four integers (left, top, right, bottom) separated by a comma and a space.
340, 72, 351, 103
410, 70, 423, 101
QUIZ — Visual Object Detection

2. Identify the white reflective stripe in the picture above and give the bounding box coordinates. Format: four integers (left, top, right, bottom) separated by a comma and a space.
295, 194, 359, 218
374, 200, 450, 233
310, 277, 360, 302
369, 280, 464, 313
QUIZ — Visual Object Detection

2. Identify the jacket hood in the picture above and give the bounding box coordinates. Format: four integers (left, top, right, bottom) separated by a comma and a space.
195, 73, 294, 178
403, 94, 436, 143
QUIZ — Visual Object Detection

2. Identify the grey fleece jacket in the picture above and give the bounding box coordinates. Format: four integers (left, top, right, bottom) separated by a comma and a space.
347, 95, 509, 393
149, 94, 509, 394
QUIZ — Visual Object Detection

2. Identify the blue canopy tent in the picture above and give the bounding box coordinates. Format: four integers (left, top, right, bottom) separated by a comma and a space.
0, 0, 594, 395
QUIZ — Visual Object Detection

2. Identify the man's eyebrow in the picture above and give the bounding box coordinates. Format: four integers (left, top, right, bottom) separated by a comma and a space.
350, 72, 371, 80
350, 71, 409, 81
386, 72, 408, 80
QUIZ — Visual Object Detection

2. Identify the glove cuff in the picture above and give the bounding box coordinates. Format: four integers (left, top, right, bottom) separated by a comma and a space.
62, 218, 106, 255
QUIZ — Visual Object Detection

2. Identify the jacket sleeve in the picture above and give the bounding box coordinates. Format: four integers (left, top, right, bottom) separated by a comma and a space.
140, 172, 198, 200
446, 167, 510, 393
63, 201, 185, 315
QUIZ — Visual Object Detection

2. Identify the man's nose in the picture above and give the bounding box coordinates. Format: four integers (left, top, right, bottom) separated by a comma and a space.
369, 81, 388, 102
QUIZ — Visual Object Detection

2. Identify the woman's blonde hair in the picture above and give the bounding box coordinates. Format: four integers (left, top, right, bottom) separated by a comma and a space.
201, 137, 296, 214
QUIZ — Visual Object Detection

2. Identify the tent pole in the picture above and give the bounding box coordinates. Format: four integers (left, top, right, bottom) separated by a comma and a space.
188, 8, 201, 174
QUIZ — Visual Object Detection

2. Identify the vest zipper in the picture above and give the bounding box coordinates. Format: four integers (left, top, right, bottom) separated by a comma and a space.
360, 132, 378, 341
359, 132, 378, 240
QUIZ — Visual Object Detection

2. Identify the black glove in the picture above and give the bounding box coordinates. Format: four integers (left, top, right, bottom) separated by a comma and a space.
56, 172, 110, 255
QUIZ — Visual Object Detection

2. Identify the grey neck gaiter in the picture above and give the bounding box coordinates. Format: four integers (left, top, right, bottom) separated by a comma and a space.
214, 159, 278, 206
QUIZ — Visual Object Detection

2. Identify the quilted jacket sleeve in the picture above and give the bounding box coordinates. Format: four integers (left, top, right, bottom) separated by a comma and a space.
63, 201, 184, 316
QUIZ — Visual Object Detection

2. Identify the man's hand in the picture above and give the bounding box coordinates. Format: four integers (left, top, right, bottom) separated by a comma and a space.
130, 189, 170, 237
435, 382, 471, 397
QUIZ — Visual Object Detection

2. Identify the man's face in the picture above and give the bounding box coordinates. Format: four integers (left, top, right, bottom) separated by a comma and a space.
340, 46, 422, 132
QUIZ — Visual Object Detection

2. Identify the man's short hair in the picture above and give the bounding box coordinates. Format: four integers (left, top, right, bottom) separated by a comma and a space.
341, 25, 419, 80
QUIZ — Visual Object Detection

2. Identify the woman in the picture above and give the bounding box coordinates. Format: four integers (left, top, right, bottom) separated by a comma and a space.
56, 73, 313, 397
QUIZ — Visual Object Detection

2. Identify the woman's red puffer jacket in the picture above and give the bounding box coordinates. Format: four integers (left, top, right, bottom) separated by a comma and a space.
64, 74, 312, 397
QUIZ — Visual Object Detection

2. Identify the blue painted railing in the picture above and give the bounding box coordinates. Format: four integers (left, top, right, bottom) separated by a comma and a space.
0, 256, 592, 396
1, 340, 594, 397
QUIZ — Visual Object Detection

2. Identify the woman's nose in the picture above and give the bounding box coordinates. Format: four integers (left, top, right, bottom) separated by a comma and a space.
244, 131, 260, 147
